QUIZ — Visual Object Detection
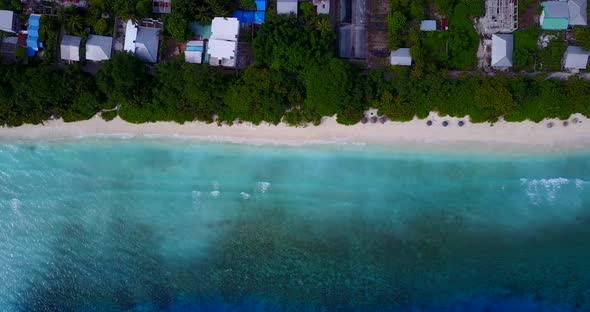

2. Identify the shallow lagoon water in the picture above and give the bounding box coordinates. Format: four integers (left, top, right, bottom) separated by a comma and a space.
0, 139, 589, 311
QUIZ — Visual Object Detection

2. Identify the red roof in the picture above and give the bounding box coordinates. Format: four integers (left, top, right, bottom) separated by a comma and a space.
17, 32, 27, 48
441, 18, 448, 31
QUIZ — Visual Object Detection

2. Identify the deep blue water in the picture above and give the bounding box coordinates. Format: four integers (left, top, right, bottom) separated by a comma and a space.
0, 139, 589, 311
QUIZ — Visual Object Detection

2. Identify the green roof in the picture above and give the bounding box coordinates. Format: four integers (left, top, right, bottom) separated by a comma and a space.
541, 5, 569, 30
542, 17, 569, 29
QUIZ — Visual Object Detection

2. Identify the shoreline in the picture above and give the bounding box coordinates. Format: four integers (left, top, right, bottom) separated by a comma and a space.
1, 112, 590, 155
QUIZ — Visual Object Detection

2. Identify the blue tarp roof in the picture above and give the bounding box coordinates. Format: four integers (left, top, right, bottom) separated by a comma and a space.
243, 11, 254, 23
234, 10, 255, 23
255, 11, 266, 23
255, 0, 266, 11
27, 16, 40, 52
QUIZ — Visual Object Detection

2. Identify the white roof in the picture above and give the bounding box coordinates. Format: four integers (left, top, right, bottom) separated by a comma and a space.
564, 46, 590, 69
60, 35, 81, 61
124, 20, 138, 53
277, 0, 298, 16
86, 35, 112, 61
211, 17, 239, 41
390, 48, 412, 66
135, 27, 160, 63
185, 40, 203, 64
569, 0, 587, 25
420, 20, 437, 31
208, 39, 237, 67
123, 20, 160, 63
491, 34, 513, 67
0, 10, 15, 33
314, 0, 330, 14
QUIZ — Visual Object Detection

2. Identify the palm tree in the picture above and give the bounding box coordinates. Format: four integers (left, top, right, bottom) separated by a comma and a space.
315, 17, 331, 34
67, 14, 84, 35
193, 6, 208, 25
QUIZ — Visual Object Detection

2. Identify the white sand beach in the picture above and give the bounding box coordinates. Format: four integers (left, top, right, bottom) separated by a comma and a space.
1, 112, 590, 154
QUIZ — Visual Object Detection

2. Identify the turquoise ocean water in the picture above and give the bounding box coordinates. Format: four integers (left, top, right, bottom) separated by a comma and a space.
0, 138, 589, 311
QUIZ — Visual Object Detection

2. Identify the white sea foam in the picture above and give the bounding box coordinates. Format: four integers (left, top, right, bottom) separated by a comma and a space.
9, 198, 21, 212
210, 191, 220, 198
520, 178, 585, 205
575, 179, 587, 189
240, 192, 250, 200
256, 182, 271, 193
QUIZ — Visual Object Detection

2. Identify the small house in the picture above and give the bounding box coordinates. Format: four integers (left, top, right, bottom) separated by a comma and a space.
568, 0, 587, 26
313, 0, 330, 14
124, 20, 161, 63
564, 46, 590, 69
277, 0, 298, 16
390, 48, 412, 66
420, 20, 437, 31
185, 40, 205, 64
60, 35, 82, 62
540, 2, 569, 30
86, 35, 113, 62
208, 17, 239, 67
0, 10, 18, 33
491, 34, 513, 67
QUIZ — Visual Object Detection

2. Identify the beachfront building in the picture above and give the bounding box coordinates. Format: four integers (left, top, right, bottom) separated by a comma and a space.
491, 34, 513, 67
124, 20, 161, 63
540, 2, 570, 29
208, 17, 239, 67
313, 0, 330, 14
185, 40, 205, 64
564, 46, 590, 69
390, 48, 412, 66
0, 10, 18, 33
86, 35, 113, 62
60, 35, 81, 63
277, 0, 298, 16
420, 20, 437, 31
568, 0, 587, 26
153, 0, 171, 14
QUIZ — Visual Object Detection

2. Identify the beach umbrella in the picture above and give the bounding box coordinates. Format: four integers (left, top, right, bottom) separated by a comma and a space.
370, 116, 378, 123
572, 118, 579, 124
563, 121, 569, 127
547, 122, 553, 128
442, 121, 449, 127
426, 120, 432, 126
361, 117, 368, 124
379, 116, 389, 124
458, 120, 464, 127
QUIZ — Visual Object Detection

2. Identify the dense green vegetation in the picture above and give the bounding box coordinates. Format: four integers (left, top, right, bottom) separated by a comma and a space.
2, 56, 590, 128
538, 34, 567, 71
390, 0, 480, 72
513, 26, 539, 71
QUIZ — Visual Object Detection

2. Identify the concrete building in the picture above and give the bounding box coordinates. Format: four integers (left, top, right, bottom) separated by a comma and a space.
60, 35, 82, 62
208, 17, 239, 67
86, 35, 113, 62
185, 40, 204, 64
564, 46, 590, 69
568, 0, 587, 26
0, 10, 18, 33
390, 48, 412, 66
491, 34, 513, 67
124, 20, 161, 63
541, 2, 570, 30
277, 0, 298, 16
420, 20, 437, 31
